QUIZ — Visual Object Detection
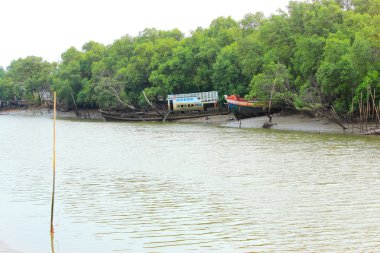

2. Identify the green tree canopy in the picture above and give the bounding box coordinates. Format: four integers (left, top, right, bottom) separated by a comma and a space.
1, 0, 378, 114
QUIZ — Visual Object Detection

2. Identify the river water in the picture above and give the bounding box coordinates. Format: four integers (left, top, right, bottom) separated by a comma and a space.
0, 115, 379, 253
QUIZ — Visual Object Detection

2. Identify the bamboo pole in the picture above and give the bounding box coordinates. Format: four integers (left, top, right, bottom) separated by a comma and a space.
50, 231, 55, 253
50, 92, 56, 234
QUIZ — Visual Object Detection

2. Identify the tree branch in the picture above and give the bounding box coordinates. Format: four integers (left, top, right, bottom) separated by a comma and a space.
103, 78, 136, 110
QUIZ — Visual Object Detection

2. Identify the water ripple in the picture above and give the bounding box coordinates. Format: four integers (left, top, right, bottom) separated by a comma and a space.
0, 117, 379, 252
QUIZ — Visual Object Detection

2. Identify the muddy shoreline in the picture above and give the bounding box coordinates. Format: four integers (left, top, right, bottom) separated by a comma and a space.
1, 107, 379, 135
0, 107, 102, 119
177, 111, 379, 135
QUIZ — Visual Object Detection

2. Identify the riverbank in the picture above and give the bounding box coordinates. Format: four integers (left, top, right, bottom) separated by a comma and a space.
179, 111, 380, 135
223, 112, 347, 133
2, 107, 379, 135
179, 112, 346, 133
0, 106, 102, 119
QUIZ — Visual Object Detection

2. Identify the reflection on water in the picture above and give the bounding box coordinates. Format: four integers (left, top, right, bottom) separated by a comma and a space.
0, 115, 380, 252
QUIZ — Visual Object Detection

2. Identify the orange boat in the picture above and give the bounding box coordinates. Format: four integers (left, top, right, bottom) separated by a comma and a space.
224, 95, 268, 120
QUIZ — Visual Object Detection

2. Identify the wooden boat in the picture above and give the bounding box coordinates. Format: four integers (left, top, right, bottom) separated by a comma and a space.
99, 109, 227, 122
224, 95, 268, 120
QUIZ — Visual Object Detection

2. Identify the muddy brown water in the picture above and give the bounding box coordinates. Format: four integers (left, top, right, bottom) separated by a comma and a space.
1, 115, 379, 252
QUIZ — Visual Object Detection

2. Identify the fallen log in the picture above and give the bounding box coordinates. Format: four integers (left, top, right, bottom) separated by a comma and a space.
363, 128, 380, 135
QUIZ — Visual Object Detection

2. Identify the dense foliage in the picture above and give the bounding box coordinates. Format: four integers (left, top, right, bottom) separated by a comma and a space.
0, 0, 379, 114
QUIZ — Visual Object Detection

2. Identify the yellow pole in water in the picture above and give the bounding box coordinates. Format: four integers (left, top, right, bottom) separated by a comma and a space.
50, 92, 56, 234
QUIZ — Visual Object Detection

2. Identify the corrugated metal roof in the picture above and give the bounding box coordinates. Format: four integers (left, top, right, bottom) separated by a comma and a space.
167, 91, 218, 104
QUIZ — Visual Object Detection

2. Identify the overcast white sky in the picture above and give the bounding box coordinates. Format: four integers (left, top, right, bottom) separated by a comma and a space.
0, 0, 291, 68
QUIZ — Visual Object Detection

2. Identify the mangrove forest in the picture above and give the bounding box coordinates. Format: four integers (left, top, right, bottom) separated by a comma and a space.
0, 0, 379, 116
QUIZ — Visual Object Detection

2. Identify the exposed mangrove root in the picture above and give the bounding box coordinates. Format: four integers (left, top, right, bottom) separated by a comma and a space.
262, 122, 274, 128
357, 87, 380, 133
70, 92, 80, 117
315, 108, 348, 132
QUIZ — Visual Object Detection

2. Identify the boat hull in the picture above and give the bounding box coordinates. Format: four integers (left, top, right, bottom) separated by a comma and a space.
99, 109, 227, 122
224, 95, 268, 120
227, 103, 267, 120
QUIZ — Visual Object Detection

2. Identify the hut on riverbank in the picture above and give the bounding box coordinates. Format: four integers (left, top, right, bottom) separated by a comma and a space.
166, 91, 219, 112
